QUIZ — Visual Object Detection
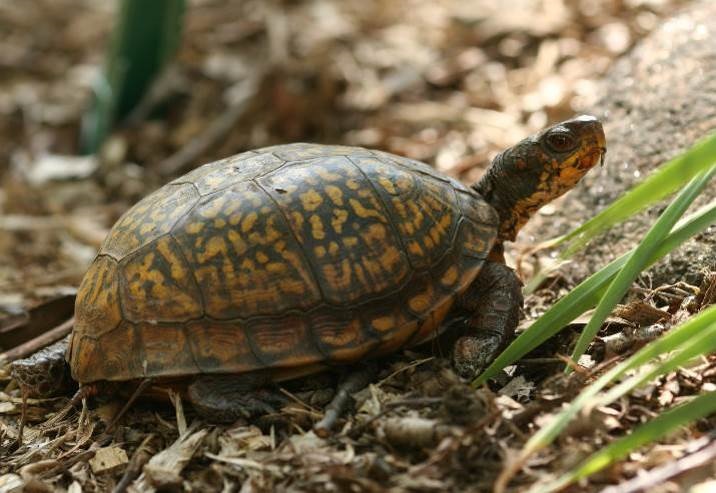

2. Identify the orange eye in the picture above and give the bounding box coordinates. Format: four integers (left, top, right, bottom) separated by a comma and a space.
546, 133, 577, 153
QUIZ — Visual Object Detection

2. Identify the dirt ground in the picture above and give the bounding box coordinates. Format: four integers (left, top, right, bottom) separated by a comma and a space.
1, 1, 714, 491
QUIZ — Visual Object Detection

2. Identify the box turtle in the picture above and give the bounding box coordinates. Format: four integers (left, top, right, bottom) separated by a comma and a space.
12, 116, 605, 425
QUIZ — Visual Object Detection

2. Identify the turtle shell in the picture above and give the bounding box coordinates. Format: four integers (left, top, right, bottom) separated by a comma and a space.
68, 144, 498, 384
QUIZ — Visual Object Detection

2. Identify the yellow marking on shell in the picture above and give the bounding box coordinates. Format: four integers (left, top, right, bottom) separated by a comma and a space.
392, 199, 407, 218
186, 222, 204, 235
348, 198, 383, 220
74, 256, 122, 337
361, 257, 381, 281
342, 236, 358, 248
408, 286, 434, 314
314, 245, 326, 259
256, 251, 269, 264
264, 216, 282, 243
290, 211, 304, 230
328, 241, 340, 256
149, 209, 167, 222
199, 196, 226, 219
440, 265, 459, 287
331, 209, 348, 234
322, 258, 352, 292
424, 236, 435, 249
408, 283, 436, 313
396, 176, 412, 190
121, 239, 202, 322
266, 262, 285, 274
279, 248, 319, 294
241, 212, 258, 233
214, 218, 226, 228
377, 177, 397, 195
354, 264, 367, 286
366, 223, 387, 241
407, 201, 424, 228
223, 200, 242, 216
156, 238, 185, 282
371, 315, 394, 332
315, 168, 343, 182
198, 235, 228, 263
408, 241, 424, 257
310, 214, 325, 240
314, 316, 360, 347
228, 213, 242, 226
226, 230, 248, 256
240, 257, 255, 270
379, 246, 402, 272
325, 185, 344, 206
428, 213, 452, 244
139, 223, 155, 235
346, 179, 361, 190
410, 295, 455, 346
300, 190, 323, 211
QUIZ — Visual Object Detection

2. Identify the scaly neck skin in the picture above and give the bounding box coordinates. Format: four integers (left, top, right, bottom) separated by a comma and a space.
472, 114, 606, 243
472, 150, 531, 243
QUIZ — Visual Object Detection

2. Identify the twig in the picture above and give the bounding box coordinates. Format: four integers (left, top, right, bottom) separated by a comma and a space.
113, 434, 155, 493
0, 317, 74, 363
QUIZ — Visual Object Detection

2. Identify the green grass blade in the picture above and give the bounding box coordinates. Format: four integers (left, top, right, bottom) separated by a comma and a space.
494, 306, 716, 492
558, 132, 716, 255
567, 165, 716, 370
596, 322, 716, 409
472, 198, 716, 387
538, 391, 716, 493
523, 305, 716, 453
81, 0, 186, 154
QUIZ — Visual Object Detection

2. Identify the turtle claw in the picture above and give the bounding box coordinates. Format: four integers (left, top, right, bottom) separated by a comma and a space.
452, 335, 502, 381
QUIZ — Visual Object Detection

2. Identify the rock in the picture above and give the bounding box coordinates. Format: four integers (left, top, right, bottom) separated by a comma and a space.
524, 1, 716, 286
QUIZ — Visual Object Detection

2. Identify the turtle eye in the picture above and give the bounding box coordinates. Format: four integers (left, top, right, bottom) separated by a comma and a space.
545, 132, 577, 153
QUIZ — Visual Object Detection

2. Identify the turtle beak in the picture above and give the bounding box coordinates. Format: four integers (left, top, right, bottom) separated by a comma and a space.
571, 114, 606, 170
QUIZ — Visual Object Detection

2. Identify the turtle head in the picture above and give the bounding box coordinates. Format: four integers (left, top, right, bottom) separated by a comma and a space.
473, 115, 605, 242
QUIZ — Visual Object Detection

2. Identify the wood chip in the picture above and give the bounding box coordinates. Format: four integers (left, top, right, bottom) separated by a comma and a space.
88, 446, 129, 475
142, 428, 208, 489
0, 474, 24, 493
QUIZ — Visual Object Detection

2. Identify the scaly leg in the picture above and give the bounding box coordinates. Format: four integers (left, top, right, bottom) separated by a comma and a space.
452, 260, 523, 379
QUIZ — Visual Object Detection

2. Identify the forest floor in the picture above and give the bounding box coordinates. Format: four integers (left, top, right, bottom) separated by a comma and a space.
1, 1, 714, 491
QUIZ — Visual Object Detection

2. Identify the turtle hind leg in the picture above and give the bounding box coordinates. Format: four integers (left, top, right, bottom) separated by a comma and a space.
452, 260, 523, 379
187, 373, 288, 423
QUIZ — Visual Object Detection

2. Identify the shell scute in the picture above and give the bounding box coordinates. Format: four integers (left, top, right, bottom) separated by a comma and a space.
172, 180, 322, 318
185, 320, 261, 374
119, 235, 204, 323
258, 156, 412, 305
351, 154, 463, 270
74, 255, 122, 337
100, 183, 199, 259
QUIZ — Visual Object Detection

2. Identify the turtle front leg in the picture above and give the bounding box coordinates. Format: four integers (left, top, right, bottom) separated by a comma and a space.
187, 373, 288, 423
452, 260, 523, 379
